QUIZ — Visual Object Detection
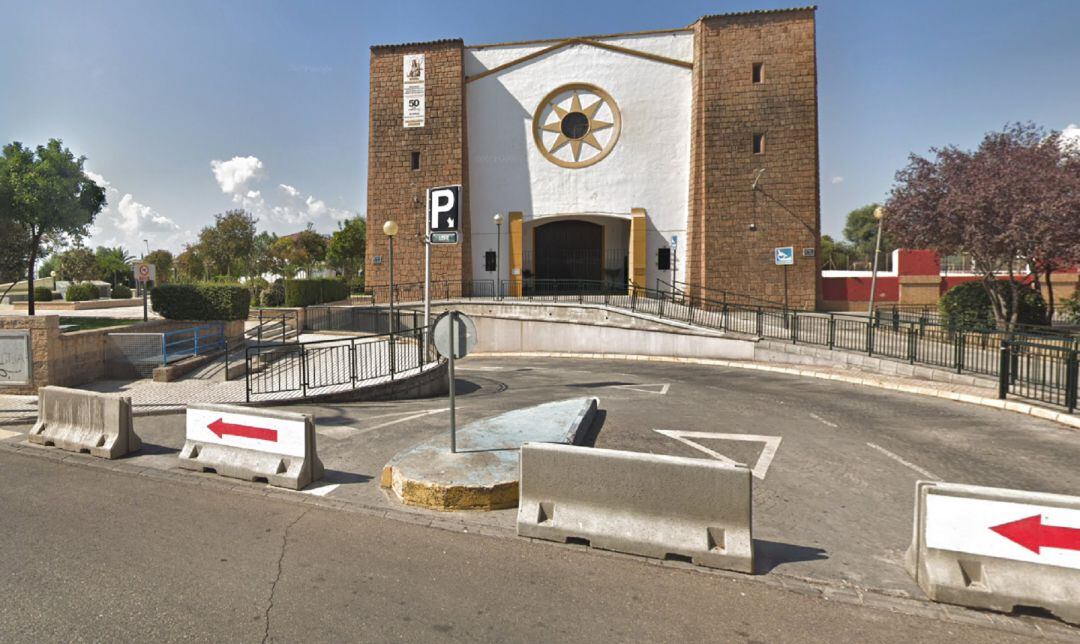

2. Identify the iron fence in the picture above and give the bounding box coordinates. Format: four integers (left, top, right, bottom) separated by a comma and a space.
162, 324, 225, 364
349, 278, 1078, 413
244, 324, 437, 402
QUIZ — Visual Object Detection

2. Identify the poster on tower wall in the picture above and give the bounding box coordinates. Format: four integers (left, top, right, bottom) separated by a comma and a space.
403, 53, 425, 128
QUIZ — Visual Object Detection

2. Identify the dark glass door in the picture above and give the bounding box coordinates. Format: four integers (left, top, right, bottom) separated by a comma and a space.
534, 220, 603, 284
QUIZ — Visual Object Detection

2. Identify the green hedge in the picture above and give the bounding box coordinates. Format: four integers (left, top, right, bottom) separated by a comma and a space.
284, 278, 349, 307
65, 282, 99, 302
939, 281, 1047, 329
111, 284, 132, 299
33, 286, 53, 302
151, 283, 250, 320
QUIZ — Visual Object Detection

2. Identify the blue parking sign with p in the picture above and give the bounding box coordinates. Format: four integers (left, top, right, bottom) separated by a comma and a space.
774, 246, 794, 266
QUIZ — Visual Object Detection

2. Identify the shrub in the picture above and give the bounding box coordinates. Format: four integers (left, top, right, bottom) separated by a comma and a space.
260, 280, 285, 307
65, 282, 100, 302
1060, 289, 1080, 325
111, 284, 133, 299
939, 281, 1047, 329
284, 278, 349, 307
33, 286, 53, 302
151, 283, 250, 320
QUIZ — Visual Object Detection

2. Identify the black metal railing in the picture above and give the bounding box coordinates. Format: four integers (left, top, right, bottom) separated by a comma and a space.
347, 278, 1079, 413
999, 340, 1078, 413
244, 324, 437, 402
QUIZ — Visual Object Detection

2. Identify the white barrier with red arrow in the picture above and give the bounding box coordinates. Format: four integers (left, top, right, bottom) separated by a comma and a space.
926, 494, 1080, 570
186, 407, 306, 458
907, 480, 1080, 625
180, 403, 323, 490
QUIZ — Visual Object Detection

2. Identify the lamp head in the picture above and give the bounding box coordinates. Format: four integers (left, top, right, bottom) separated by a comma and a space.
493, 212, 503, 226
383, 220, 399, 237
874, 206, 885, 221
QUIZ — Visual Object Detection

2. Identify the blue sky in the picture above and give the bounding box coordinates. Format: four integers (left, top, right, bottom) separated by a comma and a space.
2, 0, 1078, 252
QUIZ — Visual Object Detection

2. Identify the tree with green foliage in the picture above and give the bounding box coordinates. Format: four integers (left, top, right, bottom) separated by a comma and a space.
197, 209, 257, 278
57, 246, 98, 281
326, 216, 365, 282
0, 218, 34, 287
270, 225, 327, 278
95, 246, 134, 286
842, 204, 893, 259
0, 139, 106, 314
144, 249, 174, 283
887, 123, 1080, 329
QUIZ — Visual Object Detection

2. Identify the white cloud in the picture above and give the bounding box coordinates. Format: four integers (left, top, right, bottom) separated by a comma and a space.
211, 155, 264, 196
204, 156, 354, 234
81, 170, 185, 253
1061, 123, 1080, 156
830, 175, 844, 184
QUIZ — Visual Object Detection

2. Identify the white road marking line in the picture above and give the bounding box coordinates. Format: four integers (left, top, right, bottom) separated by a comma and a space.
611, 383, 670, 395
653, 429, 782, 480
301, 483, 340, 497
0, 428, 22, 440
809, 413, 838, 428
354, 408, 448, 435
866, 442, 939, 480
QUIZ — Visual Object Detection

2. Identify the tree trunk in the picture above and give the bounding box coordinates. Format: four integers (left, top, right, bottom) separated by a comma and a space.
1044, 266, 1056, 324
983, 276, 1006, 328
26, 236, 38, 316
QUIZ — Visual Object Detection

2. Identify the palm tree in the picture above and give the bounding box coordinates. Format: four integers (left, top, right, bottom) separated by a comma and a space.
96, 246, 135, 286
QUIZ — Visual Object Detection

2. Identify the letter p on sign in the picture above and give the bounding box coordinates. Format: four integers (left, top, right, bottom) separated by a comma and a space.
428, 185, 461, 232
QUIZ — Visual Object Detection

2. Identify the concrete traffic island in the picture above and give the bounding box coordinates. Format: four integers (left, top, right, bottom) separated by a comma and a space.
380, 397, 597, 511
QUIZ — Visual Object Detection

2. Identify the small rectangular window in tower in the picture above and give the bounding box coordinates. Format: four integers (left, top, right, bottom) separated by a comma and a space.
752, 63, 764, 84
410, 151, 421, 170
753, 133, 765, 155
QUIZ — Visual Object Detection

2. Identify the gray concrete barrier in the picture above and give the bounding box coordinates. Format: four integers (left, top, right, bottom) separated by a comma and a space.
28, 386, 140, 459
906, 480, 1080, 624
517, 443, 753, 573
179, 403, 324, 490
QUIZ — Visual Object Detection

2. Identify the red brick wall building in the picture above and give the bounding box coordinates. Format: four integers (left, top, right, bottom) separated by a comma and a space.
366, 8, 819, 308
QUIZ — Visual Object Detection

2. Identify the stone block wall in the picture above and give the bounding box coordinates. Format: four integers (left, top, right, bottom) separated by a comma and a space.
0, 316, 244, 394
365, 39, 471, 293
687, 8, 819, 309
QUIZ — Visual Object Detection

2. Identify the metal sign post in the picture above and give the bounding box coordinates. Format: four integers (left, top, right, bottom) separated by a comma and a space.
774, 247, 794, 327
134, 262, 154, 322
433, 310, 477, 454
448, 312, 457, 452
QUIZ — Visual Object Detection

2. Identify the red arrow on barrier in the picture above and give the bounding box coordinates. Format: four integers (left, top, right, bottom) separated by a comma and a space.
208, 418, 278, 443
991, 515, 1080, 554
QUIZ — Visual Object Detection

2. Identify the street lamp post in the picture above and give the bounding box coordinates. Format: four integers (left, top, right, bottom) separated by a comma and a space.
493, 213, 503, 299
867, 206, 886, 317
383, 220, 398, 376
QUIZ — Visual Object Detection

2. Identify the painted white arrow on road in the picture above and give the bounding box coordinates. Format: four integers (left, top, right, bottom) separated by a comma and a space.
653, 429, 781, 480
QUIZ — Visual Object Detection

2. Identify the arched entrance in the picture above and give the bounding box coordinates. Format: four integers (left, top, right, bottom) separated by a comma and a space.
533, 219, 603, 284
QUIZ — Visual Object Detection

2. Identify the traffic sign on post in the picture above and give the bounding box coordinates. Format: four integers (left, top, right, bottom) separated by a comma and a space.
774, 247, 794, 266
433, 311, 477, 453
427, 185, 462, 244
134, 262, 155, 282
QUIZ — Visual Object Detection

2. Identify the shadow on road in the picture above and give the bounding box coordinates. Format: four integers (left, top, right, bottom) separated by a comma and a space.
753, 539, 829, 574
576, 409, 607, 447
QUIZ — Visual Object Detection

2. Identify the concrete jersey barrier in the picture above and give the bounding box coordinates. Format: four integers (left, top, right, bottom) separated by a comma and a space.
517, 443, 753, 573
906, 480, 1080, 624
29, 386, 141, 459
179, 403, 324, 490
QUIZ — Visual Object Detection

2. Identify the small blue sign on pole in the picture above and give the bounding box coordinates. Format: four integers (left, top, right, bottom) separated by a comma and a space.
774, 246, 794, 266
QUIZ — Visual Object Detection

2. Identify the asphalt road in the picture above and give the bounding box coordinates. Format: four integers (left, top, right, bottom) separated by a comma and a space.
11, 355, 1079, 595
0, 451, 1040, 643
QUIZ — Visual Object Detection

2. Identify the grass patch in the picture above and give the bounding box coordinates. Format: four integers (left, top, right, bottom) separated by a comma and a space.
59, 317, 142, 332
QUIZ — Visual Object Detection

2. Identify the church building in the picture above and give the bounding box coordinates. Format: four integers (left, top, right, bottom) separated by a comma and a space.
365, 6, 820, 308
